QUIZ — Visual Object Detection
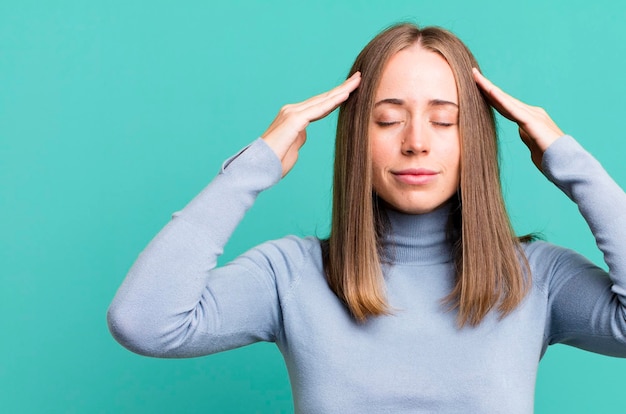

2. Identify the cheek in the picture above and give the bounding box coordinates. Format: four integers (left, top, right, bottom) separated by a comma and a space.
369, 138, 387, 173
450, 147, 461, 173
369, 149, 389, 194
370, 127, 399, 160
370, 158, 385, 192
442, 135, 461, 171
450, 148, 461, 188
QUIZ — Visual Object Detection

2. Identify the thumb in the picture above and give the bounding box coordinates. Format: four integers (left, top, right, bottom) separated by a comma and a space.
519, 127, 543, 170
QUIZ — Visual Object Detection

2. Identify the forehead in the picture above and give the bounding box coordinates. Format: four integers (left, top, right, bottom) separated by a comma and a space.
375, 43, 458, 103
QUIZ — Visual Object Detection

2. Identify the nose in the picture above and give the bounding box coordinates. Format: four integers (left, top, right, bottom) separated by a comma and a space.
401, 121, 430, 155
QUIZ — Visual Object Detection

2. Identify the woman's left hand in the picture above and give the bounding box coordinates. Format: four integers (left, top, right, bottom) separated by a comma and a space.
472, 68, 564, 170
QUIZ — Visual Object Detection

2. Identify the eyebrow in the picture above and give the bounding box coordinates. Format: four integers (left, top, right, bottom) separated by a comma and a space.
373, 98, 458, 108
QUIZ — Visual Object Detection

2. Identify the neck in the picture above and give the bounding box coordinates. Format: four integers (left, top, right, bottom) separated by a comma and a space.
379, 203, 455, 265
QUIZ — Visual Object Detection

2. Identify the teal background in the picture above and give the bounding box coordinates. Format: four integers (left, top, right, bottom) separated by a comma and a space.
1, 0, 625, 412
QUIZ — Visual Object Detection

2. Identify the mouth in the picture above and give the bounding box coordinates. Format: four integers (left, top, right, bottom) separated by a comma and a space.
392, 168, 439, 185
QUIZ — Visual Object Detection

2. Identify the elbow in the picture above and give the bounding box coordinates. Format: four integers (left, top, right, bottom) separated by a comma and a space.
107, 302, 168, 358
591, 301, 626, 358
107, 300, 214, 358
601, 294, 626, 357
610, 307, 626, 357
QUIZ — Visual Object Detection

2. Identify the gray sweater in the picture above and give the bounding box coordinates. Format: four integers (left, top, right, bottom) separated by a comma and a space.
108, 135, 626, 413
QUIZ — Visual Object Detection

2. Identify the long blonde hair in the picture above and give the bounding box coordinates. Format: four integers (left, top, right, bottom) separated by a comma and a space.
323, 23, 530, 327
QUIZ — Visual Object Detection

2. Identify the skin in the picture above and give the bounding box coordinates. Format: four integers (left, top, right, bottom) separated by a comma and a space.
369, 43, 460, 214
472, 68, 564, 170
261, 72, 362, 177
261, 47, 564, 202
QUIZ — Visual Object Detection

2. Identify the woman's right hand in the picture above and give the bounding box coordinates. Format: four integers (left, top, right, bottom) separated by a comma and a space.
261, 72, 361, 177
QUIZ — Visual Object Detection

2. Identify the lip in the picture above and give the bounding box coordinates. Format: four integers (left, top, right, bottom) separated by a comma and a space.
392, 168, 439, 185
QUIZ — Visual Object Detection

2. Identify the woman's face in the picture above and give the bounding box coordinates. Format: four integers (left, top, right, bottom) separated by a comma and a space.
369, 43, 460, 215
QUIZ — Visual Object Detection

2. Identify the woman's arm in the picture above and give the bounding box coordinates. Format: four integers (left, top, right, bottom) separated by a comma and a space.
474, 69, 626, 355
539, 136, 626, 355
107, 139, 283, 357
107, 74, 361, 357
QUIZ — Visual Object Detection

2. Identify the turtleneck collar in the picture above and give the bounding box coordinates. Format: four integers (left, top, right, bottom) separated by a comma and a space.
380, 203, 455, 265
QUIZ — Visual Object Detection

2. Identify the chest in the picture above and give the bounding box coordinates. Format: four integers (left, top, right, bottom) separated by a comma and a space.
277, 261, 547, 412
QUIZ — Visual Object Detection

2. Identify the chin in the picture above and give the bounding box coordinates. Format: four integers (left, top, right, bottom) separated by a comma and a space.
400, 206, 440, 215
382, 196, 455, 215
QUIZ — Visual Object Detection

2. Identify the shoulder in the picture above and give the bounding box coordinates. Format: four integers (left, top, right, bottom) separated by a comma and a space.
523, 240, 575, 270
241, 235, 322, 263
522, 240, 601, 294
228, 235, 324, 282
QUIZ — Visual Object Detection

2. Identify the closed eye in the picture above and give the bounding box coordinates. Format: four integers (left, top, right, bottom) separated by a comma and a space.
376, 121, 400, 127
432, 121, 455, 127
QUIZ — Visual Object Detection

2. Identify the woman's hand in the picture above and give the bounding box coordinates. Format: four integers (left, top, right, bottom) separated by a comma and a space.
262, 72, 361, 177
472, 68, 564, 170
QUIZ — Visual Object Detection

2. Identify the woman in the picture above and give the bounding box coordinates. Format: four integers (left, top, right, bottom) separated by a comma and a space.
108, 23, 626, 412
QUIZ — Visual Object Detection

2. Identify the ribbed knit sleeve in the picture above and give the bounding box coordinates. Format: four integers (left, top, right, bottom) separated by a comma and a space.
539, 135, 626, 356
107, 138, 285, 357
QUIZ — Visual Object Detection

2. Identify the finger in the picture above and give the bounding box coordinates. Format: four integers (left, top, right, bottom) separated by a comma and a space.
301, 89, 354, 122
293, 74, 361, 123
472, 68, 529, 122
294, 72, 361, 112
278, 130, 307, 177
261, 73, 360, 150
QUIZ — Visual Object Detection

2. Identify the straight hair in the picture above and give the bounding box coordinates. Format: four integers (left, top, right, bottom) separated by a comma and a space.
322, 23, 530, 326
